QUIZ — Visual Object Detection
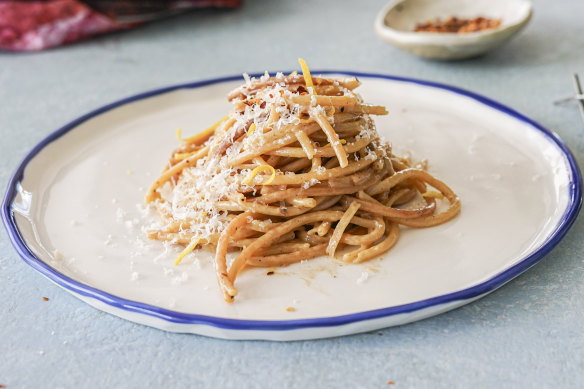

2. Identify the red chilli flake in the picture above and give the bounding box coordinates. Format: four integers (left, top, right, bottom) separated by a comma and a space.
42, 297, 49, 301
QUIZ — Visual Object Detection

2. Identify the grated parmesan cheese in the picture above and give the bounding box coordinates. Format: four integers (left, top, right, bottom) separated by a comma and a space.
302, 178, 321, 189
157, 71, 389, 246
356, 271, 370, 285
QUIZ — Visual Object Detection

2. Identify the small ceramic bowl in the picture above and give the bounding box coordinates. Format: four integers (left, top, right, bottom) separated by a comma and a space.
374, 0, 533, 60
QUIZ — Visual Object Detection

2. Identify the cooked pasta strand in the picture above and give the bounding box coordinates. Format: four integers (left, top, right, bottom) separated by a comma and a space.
326, 202, 361, 257
147, 69, 460, 302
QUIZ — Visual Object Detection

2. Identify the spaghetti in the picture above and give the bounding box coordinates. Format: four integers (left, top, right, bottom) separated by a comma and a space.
146, 62, 460, 302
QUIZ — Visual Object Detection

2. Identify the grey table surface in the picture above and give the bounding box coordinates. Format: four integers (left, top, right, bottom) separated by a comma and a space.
1, 0, 583, 387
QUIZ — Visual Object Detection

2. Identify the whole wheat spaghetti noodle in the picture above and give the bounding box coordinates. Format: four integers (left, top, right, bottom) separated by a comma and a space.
146, 61, 460, 302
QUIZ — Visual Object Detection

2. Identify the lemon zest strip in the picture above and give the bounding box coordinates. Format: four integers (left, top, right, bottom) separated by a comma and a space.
298, 58, 317, 95
176, 115, 228, 144
422, 190, 444, 199
324, 139, 347, 147
247, 123, 257, 137
243, 165, 276, 185
174, 238, 201, 266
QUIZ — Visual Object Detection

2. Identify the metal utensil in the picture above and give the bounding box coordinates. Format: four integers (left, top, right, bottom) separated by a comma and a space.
554, 74, 584, 123
574, 74, 584, 123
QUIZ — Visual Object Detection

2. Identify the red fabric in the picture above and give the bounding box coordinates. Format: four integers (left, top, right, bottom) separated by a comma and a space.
0, 0, 241, 51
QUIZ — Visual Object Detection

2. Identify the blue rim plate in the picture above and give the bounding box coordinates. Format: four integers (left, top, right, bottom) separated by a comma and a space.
2, 71, 582, 338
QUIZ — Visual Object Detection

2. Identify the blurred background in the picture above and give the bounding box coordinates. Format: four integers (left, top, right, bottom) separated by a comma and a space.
1, 0, 582, 152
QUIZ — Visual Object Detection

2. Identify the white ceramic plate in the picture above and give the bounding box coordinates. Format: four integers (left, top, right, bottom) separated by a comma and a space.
3, 72, 581, 340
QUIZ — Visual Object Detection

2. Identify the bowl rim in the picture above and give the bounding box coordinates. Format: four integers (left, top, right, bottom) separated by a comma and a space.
374, 0, 533, 46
